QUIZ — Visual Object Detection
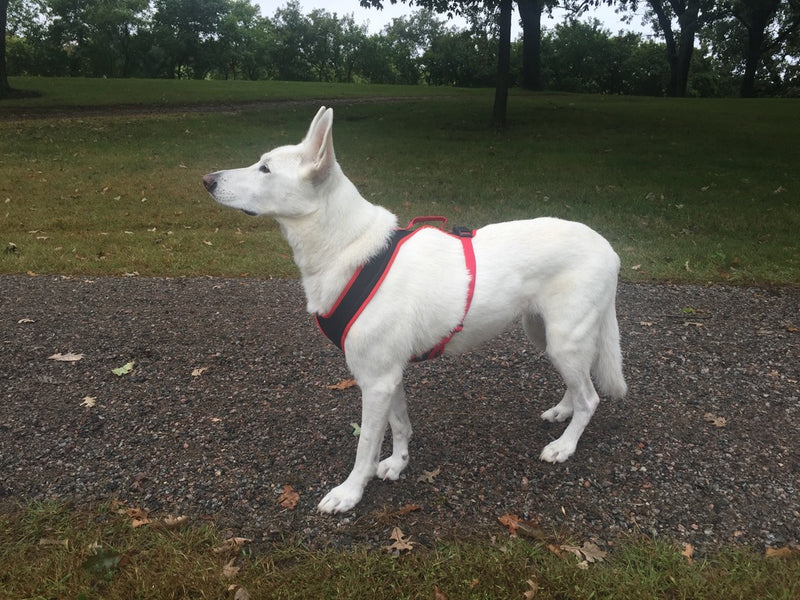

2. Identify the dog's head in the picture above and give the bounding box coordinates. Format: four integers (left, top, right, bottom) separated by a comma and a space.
203, 106, 338, 219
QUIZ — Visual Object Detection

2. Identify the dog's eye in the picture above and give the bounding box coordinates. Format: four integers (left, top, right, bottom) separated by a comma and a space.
259, 164, 270, 174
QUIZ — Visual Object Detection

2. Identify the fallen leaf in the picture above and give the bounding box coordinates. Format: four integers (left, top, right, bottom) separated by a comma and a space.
80, 396, 97, 408
162, 515, 189, 529
766, 546, 797, 559
234, 586, 251, 600
433, 585, 448, 600
579, 542, 608, 563
384, 527, 415, 553
350, 422, 361, 436
213, 537, 252, 554
49, 352, 84, 362
681, 542, 695, 564
222, 558, 239, 578
417, 466, 441, 484
326, 378, 357, 390
83, 548, 129, 574
18, 318, 35, 324
498, 513, 521, 536
125, 507, 150, 528
703, 412, 728, 428
112, 361, 135, 376
523, 578, 539, 599
277, 485, 300, 509
398, 503, 422, 515
561, 541, 607, 564
191, 366, 209, 377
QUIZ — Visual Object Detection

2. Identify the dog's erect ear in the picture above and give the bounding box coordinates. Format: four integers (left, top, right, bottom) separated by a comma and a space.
301, 106, 336, 184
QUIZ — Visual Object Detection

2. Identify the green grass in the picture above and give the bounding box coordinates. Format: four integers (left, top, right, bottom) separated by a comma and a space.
2, 78, 798, 283
1, 501, 798, 600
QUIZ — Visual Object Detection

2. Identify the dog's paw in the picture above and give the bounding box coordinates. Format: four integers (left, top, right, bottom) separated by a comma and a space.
377, 454, 408, 481
541, 404, 573, 423
539, 438, 576, 463
317, 483, 363, 514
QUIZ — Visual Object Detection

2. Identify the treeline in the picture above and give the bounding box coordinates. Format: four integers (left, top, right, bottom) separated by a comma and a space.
5, 0, 798, 96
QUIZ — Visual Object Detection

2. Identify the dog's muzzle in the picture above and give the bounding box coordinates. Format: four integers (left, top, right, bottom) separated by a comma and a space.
202, 173, 218, 193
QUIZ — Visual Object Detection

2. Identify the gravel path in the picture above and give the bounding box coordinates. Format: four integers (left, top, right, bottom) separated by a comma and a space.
1, 276, 798, 553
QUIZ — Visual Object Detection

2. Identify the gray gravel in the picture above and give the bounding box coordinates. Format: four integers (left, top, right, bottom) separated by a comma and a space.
1, 276, 798, 553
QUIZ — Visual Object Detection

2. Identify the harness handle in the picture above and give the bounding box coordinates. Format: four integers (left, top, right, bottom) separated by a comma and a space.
406, 216, 447, 229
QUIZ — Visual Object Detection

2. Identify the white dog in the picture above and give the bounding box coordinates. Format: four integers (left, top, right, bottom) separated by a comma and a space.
203, 107, 626, 514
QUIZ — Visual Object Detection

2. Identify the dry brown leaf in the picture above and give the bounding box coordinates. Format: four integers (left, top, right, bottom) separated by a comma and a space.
326, 378, 357, 390
417, 466, 441, 484
681, 542, 695, 564
222, 558, 239, 578
561, 541, 607, 564
213, 537, 252, 554
498, 513, 521, 536
48, 352, 84, 362
523, 578, 539, 599
125, 507, 150, 528
433, 585, 448, 600
191, 366, 209, 377
80, 396, 97, 407
277, 485, 300, 509
703, 412, 728, 428
765, 546, 796, 559
398, 503, 422, 515
234, 586, 251, 600
580, 542, 608, 563
162, 515, 189, 529
384, 527, 415, 553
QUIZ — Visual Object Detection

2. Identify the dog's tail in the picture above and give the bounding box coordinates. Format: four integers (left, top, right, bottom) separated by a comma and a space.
592, 300, 627, 399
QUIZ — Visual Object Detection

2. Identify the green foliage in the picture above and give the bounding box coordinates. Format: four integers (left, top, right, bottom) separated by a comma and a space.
5, 0, 797, 95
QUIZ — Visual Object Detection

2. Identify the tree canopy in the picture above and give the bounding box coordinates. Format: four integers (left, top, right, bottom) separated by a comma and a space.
3, 0, 799, 97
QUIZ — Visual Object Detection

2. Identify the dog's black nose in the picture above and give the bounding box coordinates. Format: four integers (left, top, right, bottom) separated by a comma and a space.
202, 173, 217, 192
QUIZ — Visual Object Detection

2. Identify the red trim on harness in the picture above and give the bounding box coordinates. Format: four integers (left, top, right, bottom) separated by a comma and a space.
315, 217, 477, 361
333, 229, 421, 349
411, 229, 476, 361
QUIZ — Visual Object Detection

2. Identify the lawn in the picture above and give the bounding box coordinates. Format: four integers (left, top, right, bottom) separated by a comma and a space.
1, 78, 798, 598
1, 77, 798, 283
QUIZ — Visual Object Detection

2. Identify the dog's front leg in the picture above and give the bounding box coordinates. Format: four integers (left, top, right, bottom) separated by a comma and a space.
318, 371, 401, 514
377, 385, 412, 481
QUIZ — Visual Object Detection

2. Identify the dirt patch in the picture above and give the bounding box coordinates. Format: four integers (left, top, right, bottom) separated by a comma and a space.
1, 276, 798, 553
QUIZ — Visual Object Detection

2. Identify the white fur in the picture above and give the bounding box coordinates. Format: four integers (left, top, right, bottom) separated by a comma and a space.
204, 107, 627, 514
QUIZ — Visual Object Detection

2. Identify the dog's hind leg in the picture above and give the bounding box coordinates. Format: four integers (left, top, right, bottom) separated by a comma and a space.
318, 368, 403, 514
537, 315, 601, 463
377, 385, 412, 481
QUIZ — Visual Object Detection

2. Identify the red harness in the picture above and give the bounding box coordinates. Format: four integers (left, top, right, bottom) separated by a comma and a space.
315, 217, 477, 361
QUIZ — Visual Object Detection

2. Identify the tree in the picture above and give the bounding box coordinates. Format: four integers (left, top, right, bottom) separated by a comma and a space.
1, 0, 11, 97
492, 0, 512, 127
719, 0, 800, 96
517, 0, 547, 89
152, 0, 229, 78
216, 0, 267, 79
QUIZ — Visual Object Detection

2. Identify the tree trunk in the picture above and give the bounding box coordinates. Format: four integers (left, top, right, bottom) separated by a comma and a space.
674, 1, 699, 97
0, 0, 12, 98
517, 0, 544, 91
649, 0, 680, 95
735, 0, 780, 98
493, 0, 513, 128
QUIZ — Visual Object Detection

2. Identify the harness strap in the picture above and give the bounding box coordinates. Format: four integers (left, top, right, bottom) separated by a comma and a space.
411, 228, 476, 361
315, 217, 476, 361
315, 227, 417, 351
